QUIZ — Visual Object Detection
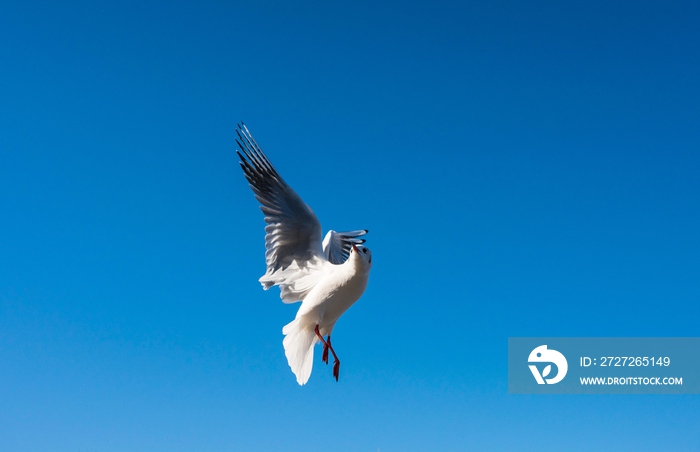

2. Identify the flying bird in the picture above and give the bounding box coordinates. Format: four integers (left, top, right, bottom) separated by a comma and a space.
236, 124, 373, 385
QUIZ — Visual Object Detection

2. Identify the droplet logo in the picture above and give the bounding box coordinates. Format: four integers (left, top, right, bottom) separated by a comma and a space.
528, 345, 568, 384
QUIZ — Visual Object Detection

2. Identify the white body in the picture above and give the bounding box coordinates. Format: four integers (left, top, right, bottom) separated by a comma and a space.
282, 249, 371, 385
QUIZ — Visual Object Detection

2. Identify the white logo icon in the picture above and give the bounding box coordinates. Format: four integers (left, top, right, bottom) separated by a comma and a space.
528, 345, 568, 384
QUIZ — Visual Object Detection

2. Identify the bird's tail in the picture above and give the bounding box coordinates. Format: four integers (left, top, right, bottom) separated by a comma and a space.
282, 318, 318, 385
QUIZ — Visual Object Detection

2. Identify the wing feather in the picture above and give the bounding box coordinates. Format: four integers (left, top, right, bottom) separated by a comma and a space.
322, 230, 368, 265
236, 124, 326, 296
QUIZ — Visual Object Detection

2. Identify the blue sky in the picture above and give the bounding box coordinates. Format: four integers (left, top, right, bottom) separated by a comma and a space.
1, 0, 699, 450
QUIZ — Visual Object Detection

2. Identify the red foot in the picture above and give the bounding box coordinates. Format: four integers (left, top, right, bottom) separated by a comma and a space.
333, 358, 340, 381
322, 344, 329, 364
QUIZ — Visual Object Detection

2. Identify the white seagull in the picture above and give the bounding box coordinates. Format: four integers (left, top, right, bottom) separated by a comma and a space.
236, 124, 372, 385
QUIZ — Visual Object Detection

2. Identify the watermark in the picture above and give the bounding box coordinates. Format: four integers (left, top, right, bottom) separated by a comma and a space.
508, 338, 700, 394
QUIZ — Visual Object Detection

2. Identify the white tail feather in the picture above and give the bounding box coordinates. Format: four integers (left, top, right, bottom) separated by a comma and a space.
282, 319, 318, 385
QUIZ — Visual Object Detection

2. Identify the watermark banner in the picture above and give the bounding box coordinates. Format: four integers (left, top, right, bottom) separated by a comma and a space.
508, 337, 700, 394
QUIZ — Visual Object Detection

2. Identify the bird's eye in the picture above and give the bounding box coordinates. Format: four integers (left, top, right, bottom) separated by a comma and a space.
362, 248, 367, 254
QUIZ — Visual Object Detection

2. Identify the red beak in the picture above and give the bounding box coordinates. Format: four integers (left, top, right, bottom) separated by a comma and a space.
352, 244, 360, 253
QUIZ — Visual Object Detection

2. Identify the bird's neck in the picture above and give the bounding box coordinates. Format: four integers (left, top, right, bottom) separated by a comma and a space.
347, 253, 369, 275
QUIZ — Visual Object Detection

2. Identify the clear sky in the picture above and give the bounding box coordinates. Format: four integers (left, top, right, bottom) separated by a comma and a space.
1, 0, 699, 450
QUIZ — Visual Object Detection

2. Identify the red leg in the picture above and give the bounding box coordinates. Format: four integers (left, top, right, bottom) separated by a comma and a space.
327, 335, 341, 382
314, 325, 329, 365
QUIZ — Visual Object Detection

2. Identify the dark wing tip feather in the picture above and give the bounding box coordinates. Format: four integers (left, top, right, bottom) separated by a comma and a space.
235, 125, 280, 180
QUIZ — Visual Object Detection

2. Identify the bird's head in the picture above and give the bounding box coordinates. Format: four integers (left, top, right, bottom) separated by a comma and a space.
352, 244, 372, 269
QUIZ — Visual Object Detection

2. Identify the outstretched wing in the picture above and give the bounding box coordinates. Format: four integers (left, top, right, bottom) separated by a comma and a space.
322, 229, 368, 265
236, 123, 326, 297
